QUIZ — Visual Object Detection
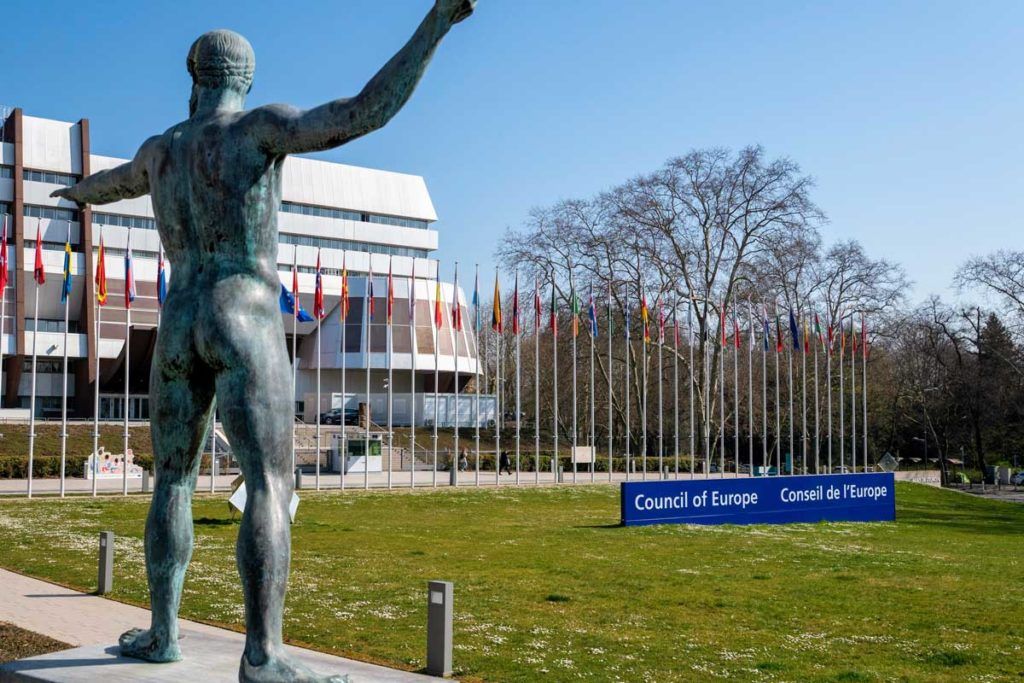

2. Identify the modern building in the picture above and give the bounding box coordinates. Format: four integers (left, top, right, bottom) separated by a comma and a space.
0, 106, 490, 426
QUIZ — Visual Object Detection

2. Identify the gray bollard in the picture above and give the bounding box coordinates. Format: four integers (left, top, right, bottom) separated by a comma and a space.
142, 469, 150, 494
294, 468, 303, 491
662, 465, 669, 480
557, 465, 564, 483
426, 580, 453, 677
449, 465, 457, 487
98, 531, 114, 595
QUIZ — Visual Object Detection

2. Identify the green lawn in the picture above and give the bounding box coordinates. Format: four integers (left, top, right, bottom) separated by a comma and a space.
0, 483, 1021, 681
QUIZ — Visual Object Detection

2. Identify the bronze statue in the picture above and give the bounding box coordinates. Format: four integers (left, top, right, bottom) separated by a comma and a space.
52, 2, 476, 680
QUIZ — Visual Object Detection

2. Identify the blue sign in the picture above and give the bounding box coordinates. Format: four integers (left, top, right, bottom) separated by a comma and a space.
620, 473, 896, 526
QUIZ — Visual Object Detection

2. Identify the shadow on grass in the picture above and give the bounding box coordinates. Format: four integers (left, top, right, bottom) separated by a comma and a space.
194, 517, 236, 527
572, 523, 623, 529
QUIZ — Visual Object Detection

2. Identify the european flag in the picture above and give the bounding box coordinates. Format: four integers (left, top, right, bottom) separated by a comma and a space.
279, 284, 314, 322
60, 240, 72, 304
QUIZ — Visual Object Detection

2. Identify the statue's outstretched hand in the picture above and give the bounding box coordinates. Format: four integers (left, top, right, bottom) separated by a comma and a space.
436, 0, 476, 25
50, 186, 85, 206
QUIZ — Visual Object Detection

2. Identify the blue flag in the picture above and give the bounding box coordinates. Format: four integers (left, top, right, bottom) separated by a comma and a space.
280, 284, 314, 322
588, 288, 598, 338
60, 240, 72, 304
789, 309, 800, 350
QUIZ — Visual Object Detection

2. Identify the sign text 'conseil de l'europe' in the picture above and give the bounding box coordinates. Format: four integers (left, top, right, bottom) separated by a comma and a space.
620, 472, 895, 526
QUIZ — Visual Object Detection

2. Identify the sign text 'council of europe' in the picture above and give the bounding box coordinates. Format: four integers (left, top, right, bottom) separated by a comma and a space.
620, 473, 896, 526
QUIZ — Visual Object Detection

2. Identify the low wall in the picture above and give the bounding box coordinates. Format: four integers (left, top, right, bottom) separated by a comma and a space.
894, 470, 942, 486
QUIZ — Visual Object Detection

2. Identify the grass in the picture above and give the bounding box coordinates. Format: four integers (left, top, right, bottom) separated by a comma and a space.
1, 483, 1023, 681
0, 622, 70, 663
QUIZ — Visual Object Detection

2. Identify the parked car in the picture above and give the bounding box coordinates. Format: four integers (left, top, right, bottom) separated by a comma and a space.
1012, 471, 1024, 486
319, 408, 359, 425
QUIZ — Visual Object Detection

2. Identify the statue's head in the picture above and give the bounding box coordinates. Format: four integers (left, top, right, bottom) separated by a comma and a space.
187, 30, 255, 115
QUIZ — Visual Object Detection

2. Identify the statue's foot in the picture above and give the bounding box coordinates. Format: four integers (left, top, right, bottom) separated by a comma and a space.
118, 627, 182, 663
240, 650, 351, 683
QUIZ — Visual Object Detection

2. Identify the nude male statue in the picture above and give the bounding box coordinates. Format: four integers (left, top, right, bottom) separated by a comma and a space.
52, 2, 476, 680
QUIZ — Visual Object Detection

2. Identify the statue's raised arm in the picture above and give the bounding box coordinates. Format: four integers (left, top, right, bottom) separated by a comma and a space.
255, 0, 475, 157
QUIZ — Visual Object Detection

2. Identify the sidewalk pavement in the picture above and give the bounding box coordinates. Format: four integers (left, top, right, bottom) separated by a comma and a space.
0, 569, 433, 681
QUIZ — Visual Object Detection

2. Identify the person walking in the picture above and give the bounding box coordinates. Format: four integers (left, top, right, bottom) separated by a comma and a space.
499, 449, 512, 475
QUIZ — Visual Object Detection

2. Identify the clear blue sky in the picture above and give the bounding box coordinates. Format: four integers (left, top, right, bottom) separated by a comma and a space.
3, 0, 1021, 303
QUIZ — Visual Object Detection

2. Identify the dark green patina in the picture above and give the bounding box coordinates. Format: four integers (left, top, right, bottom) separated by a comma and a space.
52, 2, 475, 680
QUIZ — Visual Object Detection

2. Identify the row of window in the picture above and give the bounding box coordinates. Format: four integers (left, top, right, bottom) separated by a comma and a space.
0, 166, 11, 179
279, 232, 428, 259
280, 201, 429, 230
25, 319, 81, 333
94, 212, 157, 231
24, 169, 79, 186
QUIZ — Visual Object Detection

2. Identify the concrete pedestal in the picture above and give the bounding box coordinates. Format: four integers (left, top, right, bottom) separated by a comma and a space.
0, 627, 434, 683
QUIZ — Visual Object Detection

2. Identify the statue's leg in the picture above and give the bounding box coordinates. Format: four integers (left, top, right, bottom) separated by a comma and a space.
212, 318, 348, 682
120, 326, 215, 663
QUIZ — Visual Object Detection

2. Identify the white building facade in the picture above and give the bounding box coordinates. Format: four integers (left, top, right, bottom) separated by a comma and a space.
0, 106, 488, 426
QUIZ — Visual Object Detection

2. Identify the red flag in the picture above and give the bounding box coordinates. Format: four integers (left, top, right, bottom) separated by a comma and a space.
0, 216, 8, 294
720, 305, 727, 347
733, 316, 741, 349
33, 225, 45, 285
313, 249, 325, 320
434, 277, 443, 329
291, 260, 300, 319
534, 277, 542, 328
451, 266, 462, 331
386, 258, 394, 325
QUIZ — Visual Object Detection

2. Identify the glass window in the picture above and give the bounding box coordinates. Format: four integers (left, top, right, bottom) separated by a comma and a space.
392, 325, 412, 354
416, 326, 434, 355
369, 324, 387, 353
343, 299, 363, 352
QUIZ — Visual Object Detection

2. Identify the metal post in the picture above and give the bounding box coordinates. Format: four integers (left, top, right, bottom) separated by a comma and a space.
97, 531, 114, 595
426, 581, 454, 678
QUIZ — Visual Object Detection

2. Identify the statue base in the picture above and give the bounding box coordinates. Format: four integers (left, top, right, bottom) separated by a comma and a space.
0, 627, 436, 682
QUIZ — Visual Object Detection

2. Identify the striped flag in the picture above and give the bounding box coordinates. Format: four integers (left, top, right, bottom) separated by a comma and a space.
434, 274, 443, 329
61, 230, 73, 304
802, 315, 810, 354
548, 280, 557, 336
157, 248, 167, 307
640, 287, 650, 343
511, 271, 520, 335
452, 265, 462, 331
385, 257, 394, 325
491, 272, 502, 333
588, 286, 598, 338
789, 309, 800, 351
33, 225, 45, 285
314, 249, 325, 320
534, 276, 542, 328
340, 253, 350, 321
570, 271, 580, 338
124, 232, 136, 308
814, 312, 825, 349
95, 233, 108, 306
472, 267, 480, 332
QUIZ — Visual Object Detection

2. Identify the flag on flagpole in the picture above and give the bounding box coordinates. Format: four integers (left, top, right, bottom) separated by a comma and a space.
491, 273, 502, 332
0, 218, 7, 296
657, 300, 665, 343
61, 233, 73, 304
548, 280, 557, 336
157, 249, 167, 307
314, 249, 325, 320
588, 286, 598, 338
733, 314, 741, 349
95, 234, 108, 306
409, 259, 417, 320
570, 272, 580, 338
511, 271, 520, 335
762, 307, 770, 351
827, 315, 835, 354
788, 309, 800, 350
33, 226, 45, 285
367, 265, 376, 321
815, 312, 824, 349
452, 265, 463, 331
340, 253, 350, 321
840, 314, 847, 357
472, 268, 480, 331
640, 288, 650, 343
124, 233, 136, 308
775, 313, 784, 352
720, 304, 727, 347
534, 277, 542, 328
279, 285, 314, 321
386, 257, 394, 325
434, 276, 443, 329
802, 316, 810, 354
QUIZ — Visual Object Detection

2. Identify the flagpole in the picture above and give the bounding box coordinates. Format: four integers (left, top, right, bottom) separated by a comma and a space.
787, 314, 794, 476
410, 264, 417, 489
387, 259, 394, 490
571, 268, 578, 485
588, 286, 595, 483
365, 266, 372, 490
774, 310, 782, 476
719, 306, 725, 479
0, 216, 6, 471
673, 312, 680, 478
209, 410, 217, 494
802, 314, 808, 475
292, 250, 299, 476
659, 305, 667, 481
733, 314, 739, 477
862, 314, 868, 470
747, 305, 754, 476
839, 313, 846, 473
514, 269, 522, 485
851, 317, 857, 474
625, 290, 631, 481
123, 229, 132, 496
551, 277, 558, 484
640, 272, 647, 481
453, 263, 460, 488
535, 276, 542, 485
432, 270, 439, 488
471, 267, 481, 487
493, 270, 501, 486
608, 282, 614, 482
340, 253, 348, 491
27, 225, 42, 497
704, 315, 711, 479
92, 229, 104, 497
814, 313, 820, 474
59, 221, 71, 497
827, 317, 833, 473
316, 251, 323, 492
688, 305, 695, 479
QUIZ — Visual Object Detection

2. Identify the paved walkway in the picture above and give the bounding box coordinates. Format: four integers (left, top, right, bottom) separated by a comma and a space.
0, 569, 433, 681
